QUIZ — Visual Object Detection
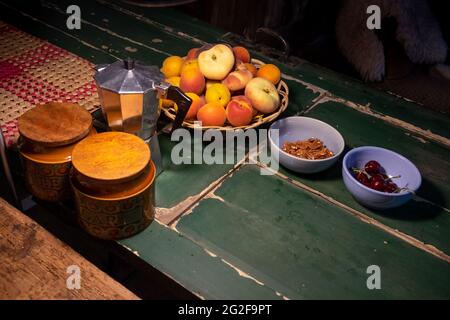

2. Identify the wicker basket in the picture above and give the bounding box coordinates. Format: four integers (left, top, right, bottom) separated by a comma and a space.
161, 59, 289, 131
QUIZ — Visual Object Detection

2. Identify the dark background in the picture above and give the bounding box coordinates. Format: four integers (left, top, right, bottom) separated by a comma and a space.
175, 0, 450, 114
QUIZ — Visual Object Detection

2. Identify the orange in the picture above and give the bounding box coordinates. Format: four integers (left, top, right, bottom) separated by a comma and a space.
256, 64, 281, 85
197, 102, 226, 126
160, 56, 183, 78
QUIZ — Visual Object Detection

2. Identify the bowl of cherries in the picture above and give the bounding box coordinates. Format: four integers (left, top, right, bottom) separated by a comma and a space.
342, 146, 421, 209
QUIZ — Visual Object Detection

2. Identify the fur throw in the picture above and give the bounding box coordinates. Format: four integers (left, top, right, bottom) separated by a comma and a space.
336, 0, 448, 81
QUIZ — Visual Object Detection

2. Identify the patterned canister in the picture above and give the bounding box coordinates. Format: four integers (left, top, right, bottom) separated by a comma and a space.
70, 132, 156, 240
18, 102, 94, 202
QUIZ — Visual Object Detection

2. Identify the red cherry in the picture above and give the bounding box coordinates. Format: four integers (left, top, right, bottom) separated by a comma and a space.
365, 160, 381, 175
371, 174, 385, 184
355, 171, 369, 185
370, 177, 386, 191
384, 182, 398, 193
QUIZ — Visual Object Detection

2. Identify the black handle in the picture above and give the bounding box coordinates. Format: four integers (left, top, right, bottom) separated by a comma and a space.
166, 86, 192, 133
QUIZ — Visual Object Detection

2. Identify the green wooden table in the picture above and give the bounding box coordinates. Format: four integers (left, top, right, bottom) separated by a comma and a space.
2, 0, 450, 299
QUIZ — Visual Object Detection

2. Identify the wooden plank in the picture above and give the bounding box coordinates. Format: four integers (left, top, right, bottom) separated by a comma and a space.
119, 221, 284, 300
262, 100, 450, 257
176, 165, 450, 299
0, 197, 139, 300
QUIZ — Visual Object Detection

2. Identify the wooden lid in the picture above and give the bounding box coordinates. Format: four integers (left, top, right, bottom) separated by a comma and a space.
72, 132, 150, 182
19, 128, 97, 164
18, 102, 92, 147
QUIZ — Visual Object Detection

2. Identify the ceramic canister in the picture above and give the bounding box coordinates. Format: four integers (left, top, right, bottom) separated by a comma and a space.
18, 102, 95, 202
70, 132, 156, 240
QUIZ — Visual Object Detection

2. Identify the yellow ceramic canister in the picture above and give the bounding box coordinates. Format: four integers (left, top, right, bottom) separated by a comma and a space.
70, 132, 156, 240
18, 102, 95, 202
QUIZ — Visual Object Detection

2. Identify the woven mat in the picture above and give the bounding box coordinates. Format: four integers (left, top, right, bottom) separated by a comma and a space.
0, 21, 99, 147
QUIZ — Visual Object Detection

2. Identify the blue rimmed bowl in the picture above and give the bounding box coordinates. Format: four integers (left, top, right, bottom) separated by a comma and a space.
342, 146, 421, 210
268, 116, 345, 174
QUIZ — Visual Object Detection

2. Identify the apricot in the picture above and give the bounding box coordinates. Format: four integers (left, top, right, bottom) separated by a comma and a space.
160, 56, 183, 78
161, 76, 181, 107
256, 63, 281, 85
180, 68, 205, 95
180, 59, 199, 74
197, 102, 226, 126
233, 46, 250, 64
205, 83, 230, 108
226, 95, 253, 126
206, 79, 221, 90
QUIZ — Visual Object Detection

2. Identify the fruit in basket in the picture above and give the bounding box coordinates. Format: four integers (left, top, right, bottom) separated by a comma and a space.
245, 77, 280, 114
226, 96, 253, 126
161, 76, 181, 107
178, 92, 205, 120
222, 69, 253, 91
256, 63, 281, 85
232, 46, 250, 64
160, 55, 183, 78
205, 83, 231, 108
206, 79, 221, 89
187, 48, 200, 60
237, 62, 257, 77
197, 102, 227, 126
180, 59, 199, 74
198, 44, 235, 80
180, 68, 205, 95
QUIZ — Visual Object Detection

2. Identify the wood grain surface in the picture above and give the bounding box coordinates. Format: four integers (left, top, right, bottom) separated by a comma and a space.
18, 102, 92, 147
0, 197, 139, 300
71, 132, 150, 182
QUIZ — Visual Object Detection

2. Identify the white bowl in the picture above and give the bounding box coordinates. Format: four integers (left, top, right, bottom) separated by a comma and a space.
268, 116, 345, 174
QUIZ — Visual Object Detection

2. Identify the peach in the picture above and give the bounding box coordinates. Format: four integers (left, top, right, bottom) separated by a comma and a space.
180, 68, 205, 95
244, 63, 257, 77
180, 59, 199, 74
233, 46, 250, 64
222, 69, 253, 91
187, 48, 200, 60
226, 95, 253, 126
197, 102, 226, 126
245, 77, 280, 114
205, 83, 230, 108
198, 44, 235, 80
256, 63, 281, 85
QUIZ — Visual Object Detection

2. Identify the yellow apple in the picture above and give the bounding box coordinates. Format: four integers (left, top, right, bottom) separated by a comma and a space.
205, 83, 231, 108
198, 44, 235, 80
244, 77, 280, 114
